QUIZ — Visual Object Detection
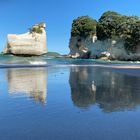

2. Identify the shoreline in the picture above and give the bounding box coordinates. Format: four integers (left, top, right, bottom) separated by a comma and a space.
0, 63, 140, 69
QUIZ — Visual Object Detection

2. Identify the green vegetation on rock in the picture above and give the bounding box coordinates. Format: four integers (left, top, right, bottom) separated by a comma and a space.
97, 11, 122, 40
30, 26, 43, 34
29, 22, 46, 34
97, 11, 140, 52
71, 16, 97, 38
71, 11, 140, 52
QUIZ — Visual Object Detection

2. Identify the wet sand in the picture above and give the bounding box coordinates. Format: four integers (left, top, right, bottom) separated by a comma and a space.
52, 64, 140, 69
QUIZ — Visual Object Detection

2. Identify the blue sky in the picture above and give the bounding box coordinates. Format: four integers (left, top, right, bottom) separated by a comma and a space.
0, 0, 140, 54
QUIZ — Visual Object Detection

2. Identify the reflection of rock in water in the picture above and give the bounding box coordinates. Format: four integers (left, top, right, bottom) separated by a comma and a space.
7, 68, 47, 104
69, 67, 96, 108
69, 66, 140, 112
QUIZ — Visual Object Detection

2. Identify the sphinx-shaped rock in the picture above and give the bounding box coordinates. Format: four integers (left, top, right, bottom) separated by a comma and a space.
3, 22, 47, 56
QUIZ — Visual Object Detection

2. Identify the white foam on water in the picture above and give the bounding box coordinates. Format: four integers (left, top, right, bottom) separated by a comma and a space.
29, 61, 47, 65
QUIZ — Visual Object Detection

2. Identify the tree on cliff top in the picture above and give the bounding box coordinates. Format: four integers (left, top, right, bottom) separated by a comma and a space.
97, 11, 123, 40
71, 16, 97, 38
97, 11, 140, 40
97, 11, 140, 52
70, 11, 140, 52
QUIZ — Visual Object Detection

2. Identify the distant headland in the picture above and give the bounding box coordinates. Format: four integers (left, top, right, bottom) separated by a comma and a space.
68, 11, 140, 61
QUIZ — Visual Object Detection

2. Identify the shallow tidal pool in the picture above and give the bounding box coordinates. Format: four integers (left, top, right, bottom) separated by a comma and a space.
0, 66, 140, 140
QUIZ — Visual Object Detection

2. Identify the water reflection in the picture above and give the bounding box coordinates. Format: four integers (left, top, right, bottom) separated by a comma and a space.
69, 67, 140, 112
7, 68, 47, 104
69, 67, 96, 108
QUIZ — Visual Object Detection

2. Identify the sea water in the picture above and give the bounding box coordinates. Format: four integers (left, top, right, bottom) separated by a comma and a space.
0, 54, 140, 140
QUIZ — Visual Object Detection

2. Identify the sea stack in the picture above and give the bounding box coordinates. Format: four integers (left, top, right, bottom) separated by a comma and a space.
3, 22, 47, 56
68, 12, 140, 60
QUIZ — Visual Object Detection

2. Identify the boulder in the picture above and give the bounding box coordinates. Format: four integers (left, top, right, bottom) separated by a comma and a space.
3, 22, 47, 56
100, 51, 111, 60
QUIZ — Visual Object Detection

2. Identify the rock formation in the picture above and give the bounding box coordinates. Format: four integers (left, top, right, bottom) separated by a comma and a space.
68, 12, 140, 60
3, 22, 47, 56
69, 36, 93, 59
69, 35, 131, 60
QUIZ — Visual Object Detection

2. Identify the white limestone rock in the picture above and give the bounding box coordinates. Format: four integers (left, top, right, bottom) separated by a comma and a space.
3, 22, 47, 56
69, 35, 132, 60
69, 36, 92, 58
100, 51, 111, 59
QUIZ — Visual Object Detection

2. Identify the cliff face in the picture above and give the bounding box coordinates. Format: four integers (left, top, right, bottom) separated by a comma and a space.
69, 36, 140, 60
3, 23, 47, 56
69, 36, 97, 59
69, 36, 91, 58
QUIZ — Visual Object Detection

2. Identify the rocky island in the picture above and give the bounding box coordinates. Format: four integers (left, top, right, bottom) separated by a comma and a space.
69, 11, 140, 60
3, 22, 47, 56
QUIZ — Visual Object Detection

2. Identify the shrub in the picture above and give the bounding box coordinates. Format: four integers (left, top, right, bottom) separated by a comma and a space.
29, 22, 46, 34
30, 26, 43, 34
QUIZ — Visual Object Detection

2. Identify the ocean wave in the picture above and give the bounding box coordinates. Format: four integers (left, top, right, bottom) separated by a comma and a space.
0, 58, 140, 69
0, 64, 49, 68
